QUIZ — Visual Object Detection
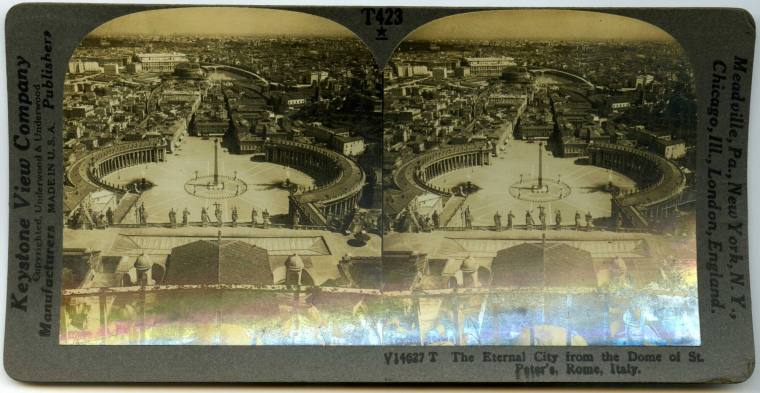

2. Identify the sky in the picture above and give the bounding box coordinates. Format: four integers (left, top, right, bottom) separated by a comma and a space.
88, 7, 354, 37
407, 9, 676, 42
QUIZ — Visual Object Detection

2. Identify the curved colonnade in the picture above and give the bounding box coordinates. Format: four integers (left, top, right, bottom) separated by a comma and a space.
587, 143, 686, 227
264, 140, 365, 227
394, 144, 492, 198
391, 141, 685, 231
66, 140, 168, 195
65, 138, 364, 229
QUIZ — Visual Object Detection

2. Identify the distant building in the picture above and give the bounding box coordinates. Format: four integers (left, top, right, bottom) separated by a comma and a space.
558, 136, 588, 157
96, 55, 131, 67
125, 62, 143, 74
309, 70, 329, 85
64, 105, 94, 119
488, 93, 527, 108
287, 97, 307, 107
68, 60, 101, 74
517, 123, 553, 140
635, 74, 655, 87
654, 139, 687, 160
303, 123, 365, 157
431, 67, 448, 80
384, 110, 419, 123
454, 66, 471, 78
333, 134, 365, 157
161, 89, 202, 107
396, 64, 414, 78
609, 96, 632, 110
501, 67, 533, 84
193, 108, 229, 137
173, 62, 205, 79
383, 67, 395, 80
233, 131, 264, 154
102, 64, 120, 74
631, 127, 687, 160
412, 65, 429, 76
134, 52, 189, 73
464, 57, 517, 77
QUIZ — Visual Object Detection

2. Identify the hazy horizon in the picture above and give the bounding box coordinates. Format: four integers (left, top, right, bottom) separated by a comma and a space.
407, 10, 677, 42
87, 7, 355, 38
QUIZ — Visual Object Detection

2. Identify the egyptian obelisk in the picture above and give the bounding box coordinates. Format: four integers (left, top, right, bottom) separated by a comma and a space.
213, 138, 219, 185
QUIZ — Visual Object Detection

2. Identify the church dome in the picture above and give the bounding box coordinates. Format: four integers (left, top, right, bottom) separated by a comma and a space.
134, 252, 153, 271
285, 254, 305, 270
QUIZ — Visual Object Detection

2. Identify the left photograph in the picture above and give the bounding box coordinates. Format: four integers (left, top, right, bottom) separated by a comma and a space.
61, 7, 383, 345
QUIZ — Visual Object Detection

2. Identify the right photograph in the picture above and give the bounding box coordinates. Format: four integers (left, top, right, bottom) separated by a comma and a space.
382, 9, 700, 346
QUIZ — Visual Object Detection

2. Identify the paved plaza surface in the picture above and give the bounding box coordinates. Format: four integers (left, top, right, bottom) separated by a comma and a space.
429, 140, 636, 227
102, 136, 315, 224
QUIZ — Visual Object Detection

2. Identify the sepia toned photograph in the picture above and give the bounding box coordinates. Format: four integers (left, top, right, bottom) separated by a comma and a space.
5, 0, 757, 383
59, 7, 700, 347
382, 9, 700, 346
60, 7, 384, 345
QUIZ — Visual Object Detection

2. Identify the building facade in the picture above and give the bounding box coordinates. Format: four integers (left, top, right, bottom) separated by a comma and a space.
134, 52, 190, 73
464, 57, 517, 77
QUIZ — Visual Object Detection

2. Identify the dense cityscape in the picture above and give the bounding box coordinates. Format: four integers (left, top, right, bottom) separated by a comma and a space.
381, 9, 699, 347
61, 8, 389, 345
60, 8, 700, 346
64, 34, 382, 229
384, 39, 696, 231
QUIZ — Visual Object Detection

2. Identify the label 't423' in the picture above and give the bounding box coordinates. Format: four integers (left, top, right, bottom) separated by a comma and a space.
361, 8, 403, 40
